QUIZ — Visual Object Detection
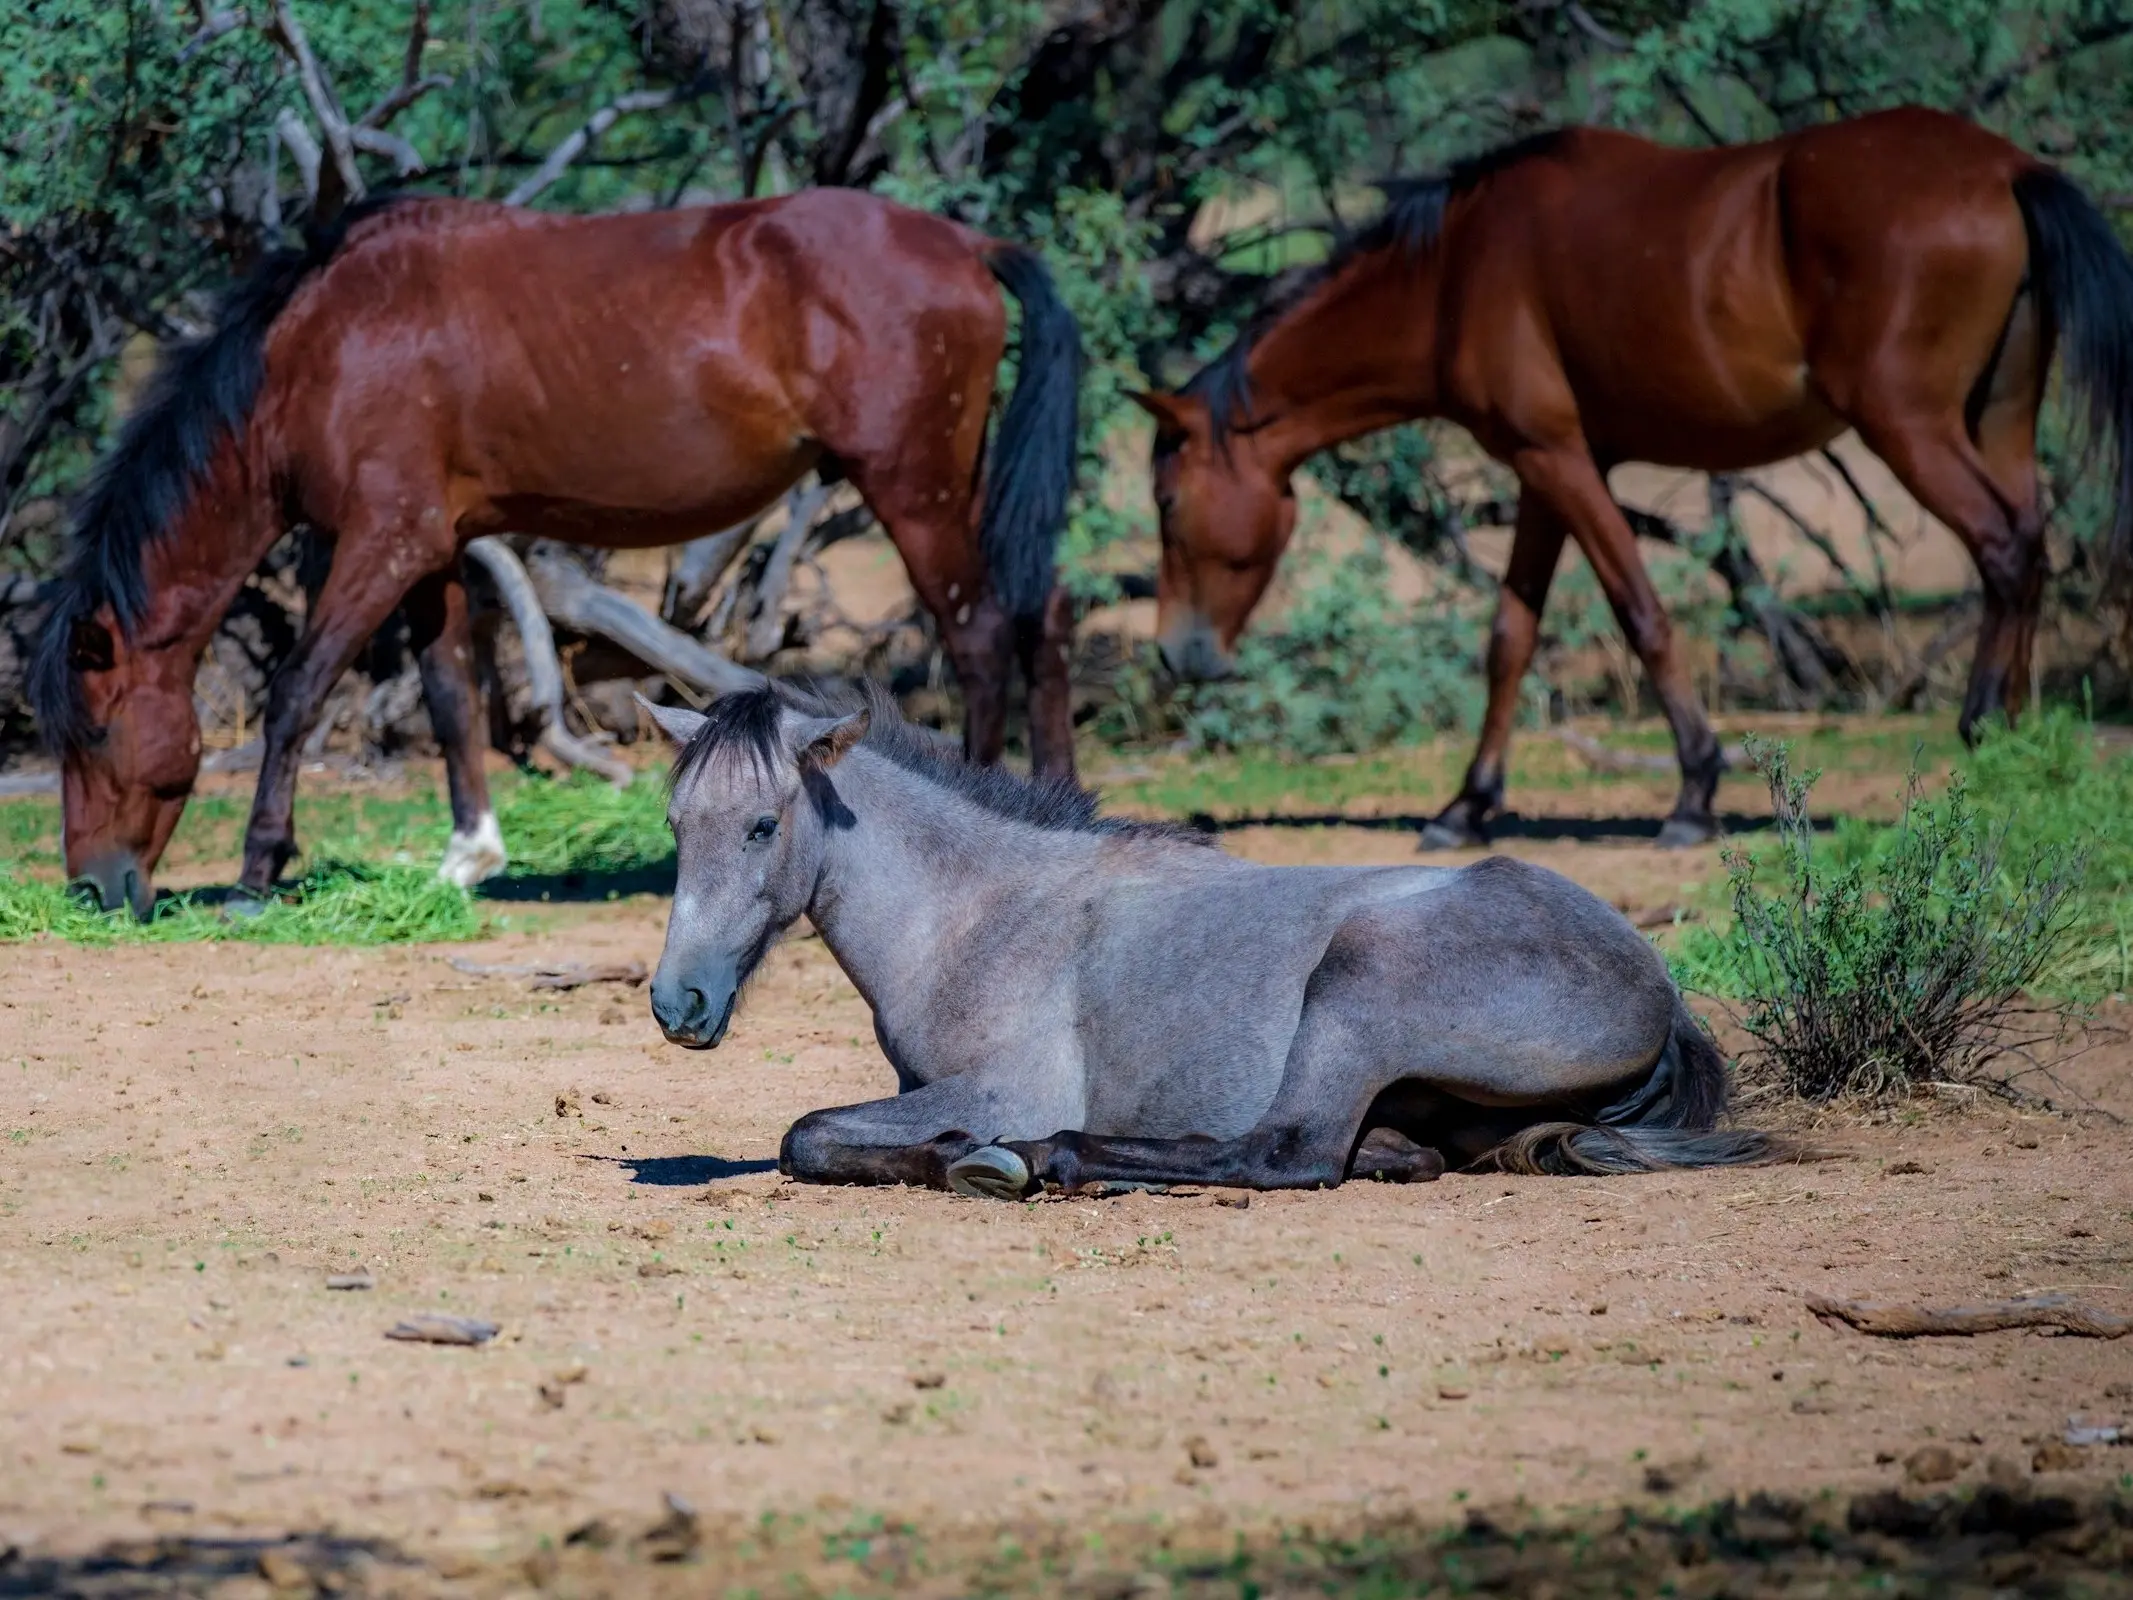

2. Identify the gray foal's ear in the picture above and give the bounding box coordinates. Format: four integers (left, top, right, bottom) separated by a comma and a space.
787, 708, 869, 770
636, 693, 706, 746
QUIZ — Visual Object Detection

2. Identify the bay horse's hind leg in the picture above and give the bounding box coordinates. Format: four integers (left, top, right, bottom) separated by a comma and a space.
239, 507, 452, 897
407, 563, 506, 887
1850, 282, 2046, 742
841, 459, 1016, 766
1423, 496, 1570, 848
1019, 585, 1078, 780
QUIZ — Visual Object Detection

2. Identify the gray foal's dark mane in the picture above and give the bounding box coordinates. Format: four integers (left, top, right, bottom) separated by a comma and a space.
670, 681, 1210, 845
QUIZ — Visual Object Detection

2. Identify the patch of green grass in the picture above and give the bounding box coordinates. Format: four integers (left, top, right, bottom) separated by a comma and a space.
0, 859, 480, 946
0, 765, 671, 946
494, 770, 671, 877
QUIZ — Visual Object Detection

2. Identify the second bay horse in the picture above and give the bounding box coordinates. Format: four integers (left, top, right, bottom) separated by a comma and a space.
34, 189, 1082, 916
1137, 107, 2133, 846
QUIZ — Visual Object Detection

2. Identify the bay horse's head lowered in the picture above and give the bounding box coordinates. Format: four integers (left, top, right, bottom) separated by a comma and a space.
1131, 389, 1298, 683
32, 597, 203, 920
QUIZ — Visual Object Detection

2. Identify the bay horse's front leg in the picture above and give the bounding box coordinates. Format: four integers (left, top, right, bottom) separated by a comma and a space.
1511, 446, 1725, 847
407, 564, 506, 887
239, 525, 452, 898
1422, 496, 1570, 849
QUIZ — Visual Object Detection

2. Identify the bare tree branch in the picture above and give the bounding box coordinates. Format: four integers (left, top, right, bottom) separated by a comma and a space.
177, 8, 242, 62
503, 88, 682, 207
744, 478, 831, 661
351, 125, 425, 176
359, 73, 453, 131
1962, 19, 2133, 113
1738, 478, 1886, 614
275, 106, 322, 205
264, 0, 366, 210
463, 538, 633, 786
400, 0, 431, 90
523, 541, 765, 698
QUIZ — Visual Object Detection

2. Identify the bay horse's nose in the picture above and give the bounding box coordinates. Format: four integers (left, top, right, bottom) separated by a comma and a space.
73, 852, 153, 922
1157, 619, 1238, 685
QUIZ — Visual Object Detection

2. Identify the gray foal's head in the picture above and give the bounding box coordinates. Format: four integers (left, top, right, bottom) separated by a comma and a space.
643, 690, 866, 1048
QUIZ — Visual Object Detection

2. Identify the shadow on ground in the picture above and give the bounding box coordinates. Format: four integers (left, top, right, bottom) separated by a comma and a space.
581, 1152, 780, 1185
6, 1485, 2126, 1598
1186, 810, 1808, 844
479, 861, 678, 903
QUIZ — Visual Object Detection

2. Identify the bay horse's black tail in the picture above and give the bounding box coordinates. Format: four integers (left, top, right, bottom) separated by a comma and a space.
1480, 1000, 1792, 1175
2014, 166, 2133, 592
981, 245, 1083, 622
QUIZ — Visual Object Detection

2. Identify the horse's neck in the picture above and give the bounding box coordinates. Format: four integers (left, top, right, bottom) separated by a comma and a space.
139, 444, 282, 653
804, 750, 1089, 1018
1249, 253, 1448, 472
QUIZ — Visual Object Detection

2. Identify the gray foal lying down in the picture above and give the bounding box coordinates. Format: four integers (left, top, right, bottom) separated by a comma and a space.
643, 683, 1781, 1197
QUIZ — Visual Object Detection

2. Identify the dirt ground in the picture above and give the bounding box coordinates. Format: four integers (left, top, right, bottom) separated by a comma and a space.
4, 790, 2132, 1596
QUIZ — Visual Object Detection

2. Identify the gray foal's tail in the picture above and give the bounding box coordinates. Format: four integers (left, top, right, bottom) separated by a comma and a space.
1481, 1001, 1788, 1176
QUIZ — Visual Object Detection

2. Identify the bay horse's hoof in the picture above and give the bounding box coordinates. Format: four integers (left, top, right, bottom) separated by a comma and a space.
1655, 816, 1718, 850
947, 1144, 1033, 1201
220, 888, 274, 921
1417, 816, 1485, 852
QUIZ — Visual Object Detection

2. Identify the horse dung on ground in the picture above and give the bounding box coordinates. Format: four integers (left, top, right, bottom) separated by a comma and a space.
644, 680, 1783, 1195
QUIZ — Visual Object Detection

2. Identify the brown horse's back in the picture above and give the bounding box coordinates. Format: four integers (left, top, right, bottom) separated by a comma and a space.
1443, 108, 2037, 472
262, 191, 1005, 548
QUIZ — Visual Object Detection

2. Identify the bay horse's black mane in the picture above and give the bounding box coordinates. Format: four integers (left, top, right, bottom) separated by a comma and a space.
671, 679, 1208, 845
30, 197, 409, 752
1181, 129, 1572, 451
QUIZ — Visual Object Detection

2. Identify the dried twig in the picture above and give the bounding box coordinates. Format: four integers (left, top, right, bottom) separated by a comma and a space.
1808, 1292, 2131, 1339
446, 957, 648, 991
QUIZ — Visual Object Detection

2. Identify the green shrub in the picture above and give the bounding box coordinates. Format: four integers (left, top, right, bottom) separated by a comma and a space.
1673, 737, 2086, 1100
1099, 542, 1489, 758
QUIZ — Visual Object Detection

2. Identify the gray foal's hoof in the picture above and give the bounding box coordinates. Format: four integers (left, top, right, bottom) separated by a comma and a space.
1655, 815, 1718, 850
947, 1144, 1032, 1201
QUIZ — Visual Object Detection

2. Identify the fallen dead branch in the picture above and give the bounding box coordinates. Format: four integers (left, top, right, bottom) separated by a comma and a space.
1807, 1291, 2131, 1339
446, 957, 648, 992
463, 538, 634, 787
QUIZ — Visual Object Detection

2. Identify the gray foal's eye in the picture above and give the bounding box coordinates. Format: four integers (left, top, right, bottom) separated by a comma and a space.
747, 814, 779, 844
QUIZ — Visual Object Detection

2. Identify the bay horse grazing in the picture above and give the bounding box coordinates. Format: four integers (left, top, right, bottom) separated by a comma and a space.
642, 680, 1782, 1194
1135, 107, 2133, 847
32, 190, 1082, 917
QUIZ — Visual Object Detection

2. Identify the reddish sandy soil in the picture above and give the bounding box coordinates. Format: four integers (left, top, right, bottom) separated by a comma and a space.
2, 803, 2130, 1596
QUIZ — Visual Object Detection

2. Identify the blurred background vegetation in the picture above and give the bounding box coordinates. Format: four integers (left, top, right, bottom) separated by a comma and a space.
4, 0, 2132, 762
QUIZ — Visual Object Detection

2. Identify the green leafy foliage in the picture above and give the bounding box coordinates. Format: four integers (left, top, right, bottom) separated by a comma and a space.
1102, 542, 1489, 757
1673, 731, 2094, 1100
